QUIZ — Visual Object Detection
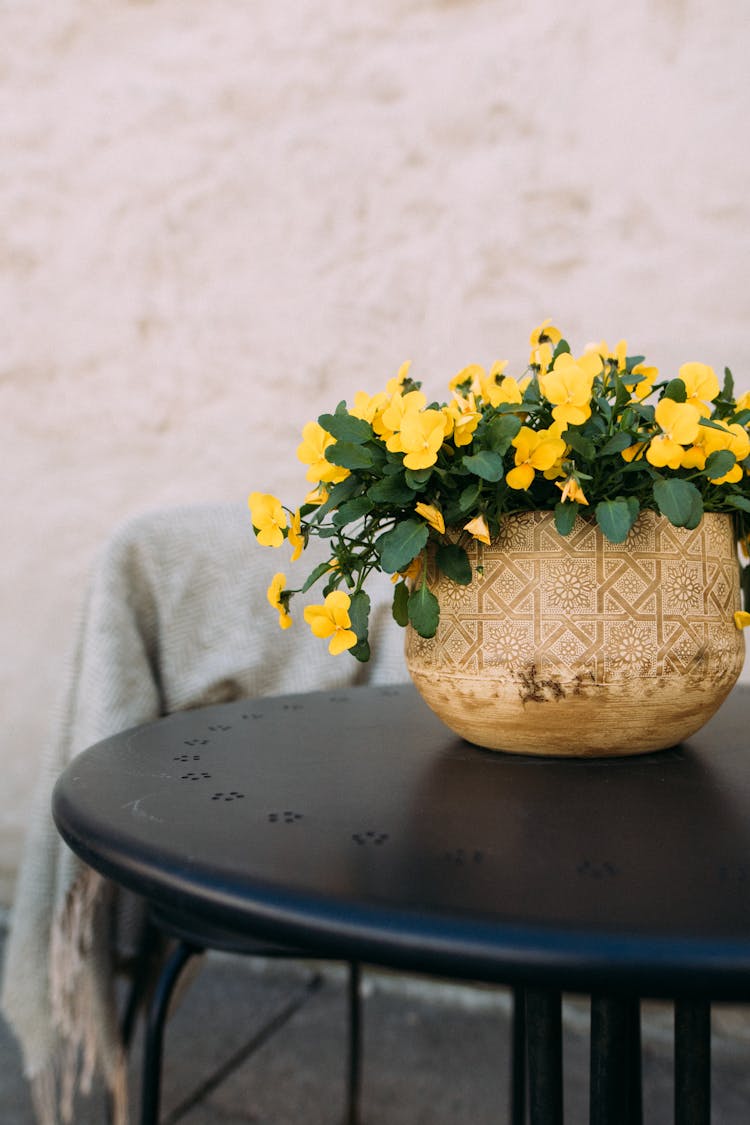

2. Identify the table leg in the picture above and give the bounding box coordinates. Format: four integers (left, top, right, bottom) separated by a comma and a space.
674, 999, 711, 1125
511, 986, 527, 1125
140, 940, 199, 1125
589, 995, 642, 1125
526, 987, 563, 1125
345, 961, 362, 1125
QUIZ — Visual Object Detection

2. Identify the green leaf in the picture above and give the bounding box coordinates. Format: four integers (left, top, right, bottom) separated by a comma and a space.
367, 475, 414, 505
594, 496, 640, 543
652, 478, 704, 527
462, 450, 505, 482
563, 430, 596, 460
392, 580, 410, 627
727, 494, 750, 513
348, 590, 371, 642
332, 497, 374, 528
723, 366, 735, 400
435, 543, 473, 585
404, 467, 433, 490
731, 409, 750, 427
554, 501, 579, 537
485, 414, 522, 453
598, 432, 633, 457
663, 378, 687, 403
703, 450, 736, 479
552, 338, 570, 362
301, 560, 335, 593
458, 480, 482, 514
311, 476, 360, 521
317, 412, 373, 444
375, 519, 429, 573
407, 584, 440, 638
325, 442, 374, 470
349, 639, 371, 662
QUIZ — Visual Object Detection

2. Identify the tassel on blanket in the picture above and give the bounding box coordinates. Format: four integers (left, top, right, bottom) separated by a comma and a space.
49, 867, 129, 1125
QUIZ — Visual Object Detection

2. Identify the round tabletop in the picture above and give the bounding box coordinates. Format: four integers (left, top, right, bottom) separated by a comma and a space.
53, 682, 750, 999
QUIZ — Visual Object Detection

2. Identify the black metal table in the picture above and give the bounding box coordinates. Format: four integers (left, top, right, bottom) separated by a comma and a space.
52, 682, 750, 1124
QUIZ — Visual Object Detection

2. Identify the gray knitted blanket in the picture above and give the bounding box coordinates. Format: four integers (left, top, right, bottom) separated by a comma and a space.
0, 502, 406, 1124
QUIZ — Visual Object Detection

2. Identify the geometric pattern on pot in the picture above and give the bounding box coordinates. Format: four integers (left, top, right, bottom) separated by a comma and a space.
405, 510, 744, 685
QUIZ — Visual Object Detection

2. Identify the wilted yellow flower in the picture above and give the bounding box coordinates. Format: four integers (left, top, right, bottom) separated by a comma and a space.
303, 591, 358, 655
646, 399, 702, 469
415, 502, 445, 534
507, 426, 568, 490
463, 513, 491, 545
249, 492, 287, 548
540, 352, 601, 427
304, 485, 329, 506
556, 477, 589, 505
297, 421, 350, 484
734, 611, 750, 630
399, 408, 446, 469
678, 363, 720, 417
392, 555, 423, 584
267, 573, 292, 629
288, 509, 305, 561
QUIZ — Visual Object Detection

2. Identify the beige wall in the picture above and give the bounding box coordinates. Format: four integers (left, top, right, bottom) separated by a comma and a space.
2, 0, 749, 902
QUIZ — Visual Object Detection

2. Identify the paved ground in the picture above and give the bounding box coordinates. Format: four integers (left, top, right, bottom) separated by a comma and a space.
3, 927, 750, 1123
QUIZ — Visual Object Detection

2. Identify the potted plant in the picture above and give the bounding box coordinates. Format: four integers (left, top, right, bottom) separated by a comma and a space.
250, 322, 750, 755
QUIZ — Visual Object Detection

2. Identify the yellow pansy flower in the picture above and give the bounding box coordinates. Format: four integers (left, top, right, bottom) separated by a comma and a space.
248, 492, 287, 548
736, 390, 750, 412
446, 393, 482, 447
303, 591, 358, 655
479, 365, 523, 409
704, 421, 750, 484
646, 399, 701, 469
540, 351, 601, 427
506, 426, 568, 490
449, 364, 484, 396
415, 501, 445, 534
288, 509, 305, 561
266, 573, 292, 630
529, 321, 562, 373
350, 389, 389, 426
463, 513, 491, 545
556, 477, 589, 505
297, 421, 350, 484
399, 408, 446, 469
734, 611, 750, 630
678, 363, 720, 417
623, 363, 658, 402
384, 360, 413, 396
376, 388, 427, 451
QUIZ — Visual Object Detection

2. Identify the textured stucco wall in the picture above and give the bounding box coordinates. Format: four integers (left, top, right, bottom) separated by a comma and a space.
2, 0, 749, 902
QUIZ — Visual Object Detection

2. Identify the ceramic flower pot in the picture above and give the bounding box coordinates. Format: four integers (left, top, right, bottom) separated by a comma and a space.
405, 510, 745, 756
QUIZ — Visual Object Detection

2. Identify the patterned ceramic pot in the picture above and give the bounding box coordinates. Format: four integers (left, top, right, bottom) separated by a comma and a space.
405, 510, 745, 756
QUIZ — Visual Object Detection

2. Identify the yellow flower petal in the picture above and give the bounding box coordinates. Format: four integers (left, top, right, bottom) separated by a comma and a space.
734, 611, 750, 630
249, 492, 287, 548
